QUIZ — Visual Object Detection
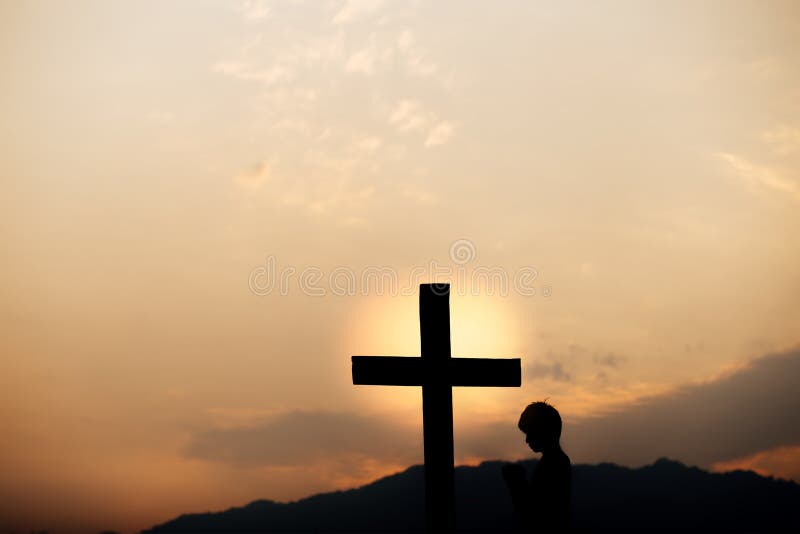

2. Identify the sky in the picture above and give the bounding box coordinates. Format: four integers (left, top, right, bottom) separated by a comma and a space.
2, 0, 800, 532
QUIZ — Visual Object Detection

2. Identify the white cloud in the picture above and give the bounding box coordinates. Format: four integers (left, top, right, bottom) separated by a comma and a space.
762, 126, 800, 155
296, 30, 346, 63
213, 61, 292, 85
241, 0, 270, 21
354, 136, 382, 152
715, 152, 800, 201
388, 102, 455, 147
213, 61, 247, 75
389, 100, 428, 132
332, 0, 383, 25
256, 87, 318, 117
396, 29, 437, 77
406, 51, 438, 77
272, 118, 312, 135
240, 34, 264, 54
424, 121, 455, 147
397, 29, 414, 51
345, 45, 377, 74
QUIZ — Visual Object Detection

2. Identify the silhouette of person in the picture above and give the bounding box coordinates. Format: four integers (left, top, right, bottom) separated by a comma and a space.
502, 401, 571, 533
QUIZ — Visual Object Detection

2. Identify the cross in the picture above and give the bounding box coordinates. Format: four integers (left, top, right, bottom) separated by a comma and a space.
351, 283, 521, 533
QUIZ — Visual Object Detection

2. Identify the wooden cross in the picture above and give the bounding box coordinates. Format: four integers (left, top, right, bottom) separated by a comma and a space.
352, 283, 521, 533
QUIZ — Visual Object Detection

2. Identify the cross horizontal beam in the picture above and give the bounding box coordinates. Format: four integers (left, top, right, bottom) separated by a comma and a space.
352, 356, 521, 387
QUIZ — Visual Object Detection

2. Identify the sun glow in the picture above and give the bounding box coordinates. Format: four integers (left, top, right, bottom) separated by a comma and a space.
349, 292, 522, 356
346, 292, 526, 420
449, 293, 521, 358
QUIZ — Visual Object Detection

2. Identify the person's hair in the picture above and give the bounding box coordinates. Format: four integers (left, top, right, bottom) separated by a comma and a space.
518, 400, 562, 439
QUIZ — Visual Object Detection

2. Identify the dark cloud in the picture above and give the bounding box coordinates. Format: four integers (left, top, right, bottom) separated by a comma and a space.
592, 352, 627, 368
462, 348, 800, 470
525, 361, 572, 382
564, 348, 800, 467
185, 411, 421, 467
186, 349, 800, 475
527, 347, 628, 385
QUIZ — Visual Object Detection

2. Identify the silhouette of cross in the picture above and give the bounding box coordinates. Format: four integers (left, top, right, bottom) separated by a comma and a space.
352, 283, 521, 533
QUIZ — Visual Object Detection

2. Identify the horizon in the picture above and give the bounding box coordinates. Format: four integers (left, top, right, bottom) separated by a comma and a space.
3, 1, 800, 533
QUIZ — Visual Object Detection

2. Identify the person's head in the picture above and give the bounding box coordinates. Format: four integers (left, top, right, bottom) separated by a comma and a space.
518, 401, 562, 453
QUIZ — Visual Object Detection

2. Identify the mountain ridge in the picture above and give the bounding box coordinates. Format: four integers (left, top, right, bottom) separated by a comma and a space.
144, 458, 800, 533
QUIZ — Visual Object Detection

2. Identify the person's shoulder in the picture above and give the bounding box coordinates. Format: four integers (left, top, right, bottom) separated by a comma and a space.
555, 449, 571, 469
539, 450, 570, 469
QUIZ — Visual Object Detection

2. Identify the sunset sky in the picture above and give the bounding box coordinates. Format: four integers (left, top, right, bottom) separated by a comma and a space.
2, 1, 800, 532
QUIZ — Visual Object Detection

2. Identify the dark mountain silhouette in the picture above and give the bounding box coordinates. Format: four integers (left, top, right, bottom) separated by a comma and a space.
144, 458, 800, 533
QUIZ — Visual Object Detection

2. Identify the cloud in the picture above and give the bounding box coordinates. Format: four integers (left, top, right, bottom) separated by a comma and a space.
560, 348, 800, 469
213, 61, 292, 86
332, 0, 383, 25
593, 352, 627, 368
353, 136, 382, 152
345, 45, 378, 74
458, 349, 800, 477
396, 29, 438, 77
241, 0, 270, 21
397, 29, 414, 50
388, 102, 454, 146
235, 161, 271, 190
184, 349, 800, 484
424, 121, 455, 147
185, 411, 420, 467
762, 126, 800, 155
711, 445, 800, 482
715, 152, 800, 201
389, 100, 428, 132
525, 360, 572, 382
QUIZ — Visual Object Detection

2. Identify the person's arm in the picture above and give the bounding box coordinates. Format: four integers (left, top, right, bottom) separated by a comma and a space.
502, 463, 533, 516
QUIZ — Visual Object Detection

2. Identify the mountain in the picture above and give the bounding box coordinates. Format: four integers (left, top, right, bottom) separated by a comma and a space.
144, 458, 800, 533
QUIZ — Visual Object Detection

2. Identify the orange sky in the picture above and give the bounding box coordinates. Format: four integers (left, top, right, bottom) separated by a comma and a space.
2, 1, 800, 533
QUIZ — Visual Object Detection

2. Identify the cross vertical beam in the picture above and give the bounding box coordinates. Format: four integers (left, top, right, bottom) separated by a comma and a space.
350, 283, 522, 533
420, 283, 454, 534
